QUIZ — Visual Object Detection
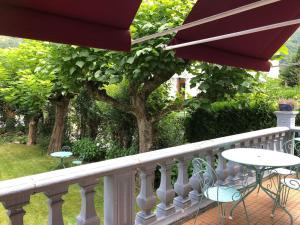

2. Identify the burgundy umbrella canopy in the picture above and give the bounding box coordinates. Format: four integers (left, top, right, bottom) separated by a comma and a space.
171, 0, 300, 71
0, 0, 142, 51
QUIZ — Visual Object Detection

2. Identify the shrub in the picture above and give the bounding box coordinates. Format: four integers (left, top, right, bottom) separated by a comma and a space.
185, 94, 276, 142
105, 142, 138, 160
155, 112, 187, 149
72, 138, 105, 162
0, 132, 27, 144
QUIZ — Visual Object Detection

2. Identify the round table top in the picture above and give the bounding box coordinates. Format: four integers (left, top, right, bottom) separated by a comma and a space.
50, 151, 73, 158
222, 148, 300, 167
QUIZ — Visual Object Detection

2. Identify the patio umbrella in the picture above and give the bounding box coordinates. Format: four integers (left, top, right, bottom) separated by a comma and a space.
0, 0, 142, 51
169, 0, 300, 71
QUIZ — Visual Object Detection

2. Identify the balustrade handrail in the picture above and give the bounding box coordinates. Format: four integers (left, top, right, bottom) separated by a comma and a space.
0, 126, 289, 199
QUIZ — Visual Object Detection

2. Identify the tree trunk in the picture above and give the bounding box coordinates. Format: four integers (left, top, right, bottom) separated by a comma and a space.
136, 116, 153, 153
47, 96, 70, 153
132, 95, 154, 153
27, 115, 40, 145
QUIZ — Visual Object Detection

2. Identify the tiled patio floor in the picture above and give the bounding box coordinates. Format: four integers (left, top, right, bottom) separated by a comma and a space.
184, 181, 300, 225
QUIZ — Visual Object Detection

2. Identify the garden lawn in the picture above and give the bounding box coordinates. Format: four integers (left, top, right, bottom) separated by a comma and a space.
0, 144, 104, 225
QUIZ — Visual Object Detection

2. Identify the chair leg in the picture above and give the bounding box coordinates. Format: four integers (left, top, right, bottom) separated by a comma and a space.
218, 203, 226, 225
193, 196, 204, 225
242, 199, 250, 225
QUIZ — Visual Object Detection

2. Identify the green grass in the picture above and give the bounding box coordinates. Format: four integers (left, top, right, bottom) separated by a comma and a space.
0, 144, 104, 225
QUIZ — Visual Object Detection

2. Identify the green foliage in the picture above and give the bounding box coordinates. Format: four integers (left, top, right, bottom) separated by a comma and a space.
155, 112, 187, 148
0, 133, 27, 145
105, 143, 138, 160
185, 94, 276, 142
0, 40, 52, 117
189, 63, 261, 103
280, 46, 300, 87
72, 138, 105, 162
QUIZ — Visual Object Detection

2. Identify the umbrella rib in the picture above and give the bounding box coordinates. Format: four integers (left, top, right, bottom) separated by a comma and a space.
132, 0, 282, 45
164, 18, 300, 51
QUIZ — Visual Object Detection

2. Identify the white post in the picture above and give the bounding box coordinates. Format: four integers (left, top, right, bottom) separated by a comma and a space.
174, 156, 192, 209
275, 111, 298, 154
45, 186, 68, 225
104, 171, 135, 225
77, 179, 100, 225
136, 165, 157, 225
2, 194, 30, 225
156, 160, 176, 218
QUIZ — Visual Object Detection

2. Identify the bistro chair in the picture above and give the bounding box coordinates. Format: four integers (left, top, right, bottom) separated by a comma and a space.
270, 168, 300, 225
192, 158, 251, 225
271, 139, 300, 176
267, 139, 300, 193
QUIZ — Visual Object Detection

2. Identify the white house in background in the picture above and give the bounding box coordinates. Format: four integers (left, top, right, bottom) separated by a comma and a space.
169, 70, 199, 98
268, 60, 280, 78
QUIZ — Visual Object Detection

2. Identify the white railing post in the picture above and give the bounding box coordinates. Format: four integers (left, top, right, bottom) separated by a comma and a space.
136, 165, 157, 225
104, 171, 135, 225
156, 160, 176, 218
2, 194, 30, 225
189, 154, 203, 203
174, 156, 192, 209
45, 186, 68, 225
77, 178, 100, 225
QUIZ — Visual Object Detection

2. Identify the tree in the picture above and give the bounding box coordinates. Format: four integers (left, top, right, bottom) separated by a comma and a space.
85, 0, 194, 152
41, 44, 80, 152
0, 41, 52, 144
280, 46, 300, 87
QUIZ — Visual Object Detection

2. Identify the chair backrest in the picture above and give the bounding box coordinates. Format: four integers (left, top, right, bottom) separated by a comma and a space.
192, 157, 251, 202
192, 158, 218, 193
282, 139, 300, 156
61, 145, 71, 152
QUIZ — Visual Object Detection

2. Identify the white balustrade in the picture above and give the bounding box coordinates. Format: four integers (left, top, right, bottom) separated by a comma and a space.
0, 126, 294, 225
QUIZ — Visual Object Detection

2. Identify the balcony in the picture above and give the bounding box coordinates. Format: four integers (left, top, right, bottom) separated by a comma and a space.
0, 111, 299, 225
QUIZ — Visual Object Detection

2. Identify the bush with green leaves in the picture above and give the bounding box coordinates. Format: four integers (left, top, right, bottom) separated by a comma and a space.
72, 138, 105, 162
105, 142, 138, 160
185, 93, 277, 142
155, 111, 187, 149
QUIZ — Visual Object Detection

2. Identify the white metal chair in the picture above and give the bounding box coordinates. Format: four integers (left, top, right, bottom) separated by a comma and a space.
192, 158, 250, 225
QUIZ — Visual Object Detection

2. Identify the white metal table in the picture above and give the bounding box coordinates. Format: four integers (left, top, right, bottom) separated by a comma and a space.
222, 148, 300, 225
50, 151, 73, 168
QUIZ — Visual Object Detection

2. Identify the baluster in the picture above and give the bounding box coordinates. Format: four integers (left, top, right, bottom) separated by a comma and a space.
45, 186, 68, 225
266, 136, 272, 149
261, 136, 267, 149
189, 155, 202, 204
236, 143, 245, 182
136, 165, 157, 225
156, 160, 176, 218
270, 134, 277, 150
215, 149, 227, 185
278, 132, 285, 152
2, 194, 30, 225
174, 156, 192, 209
226, 145, 238, 185
77, 179, 100, 225
274, 134, 280, 151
